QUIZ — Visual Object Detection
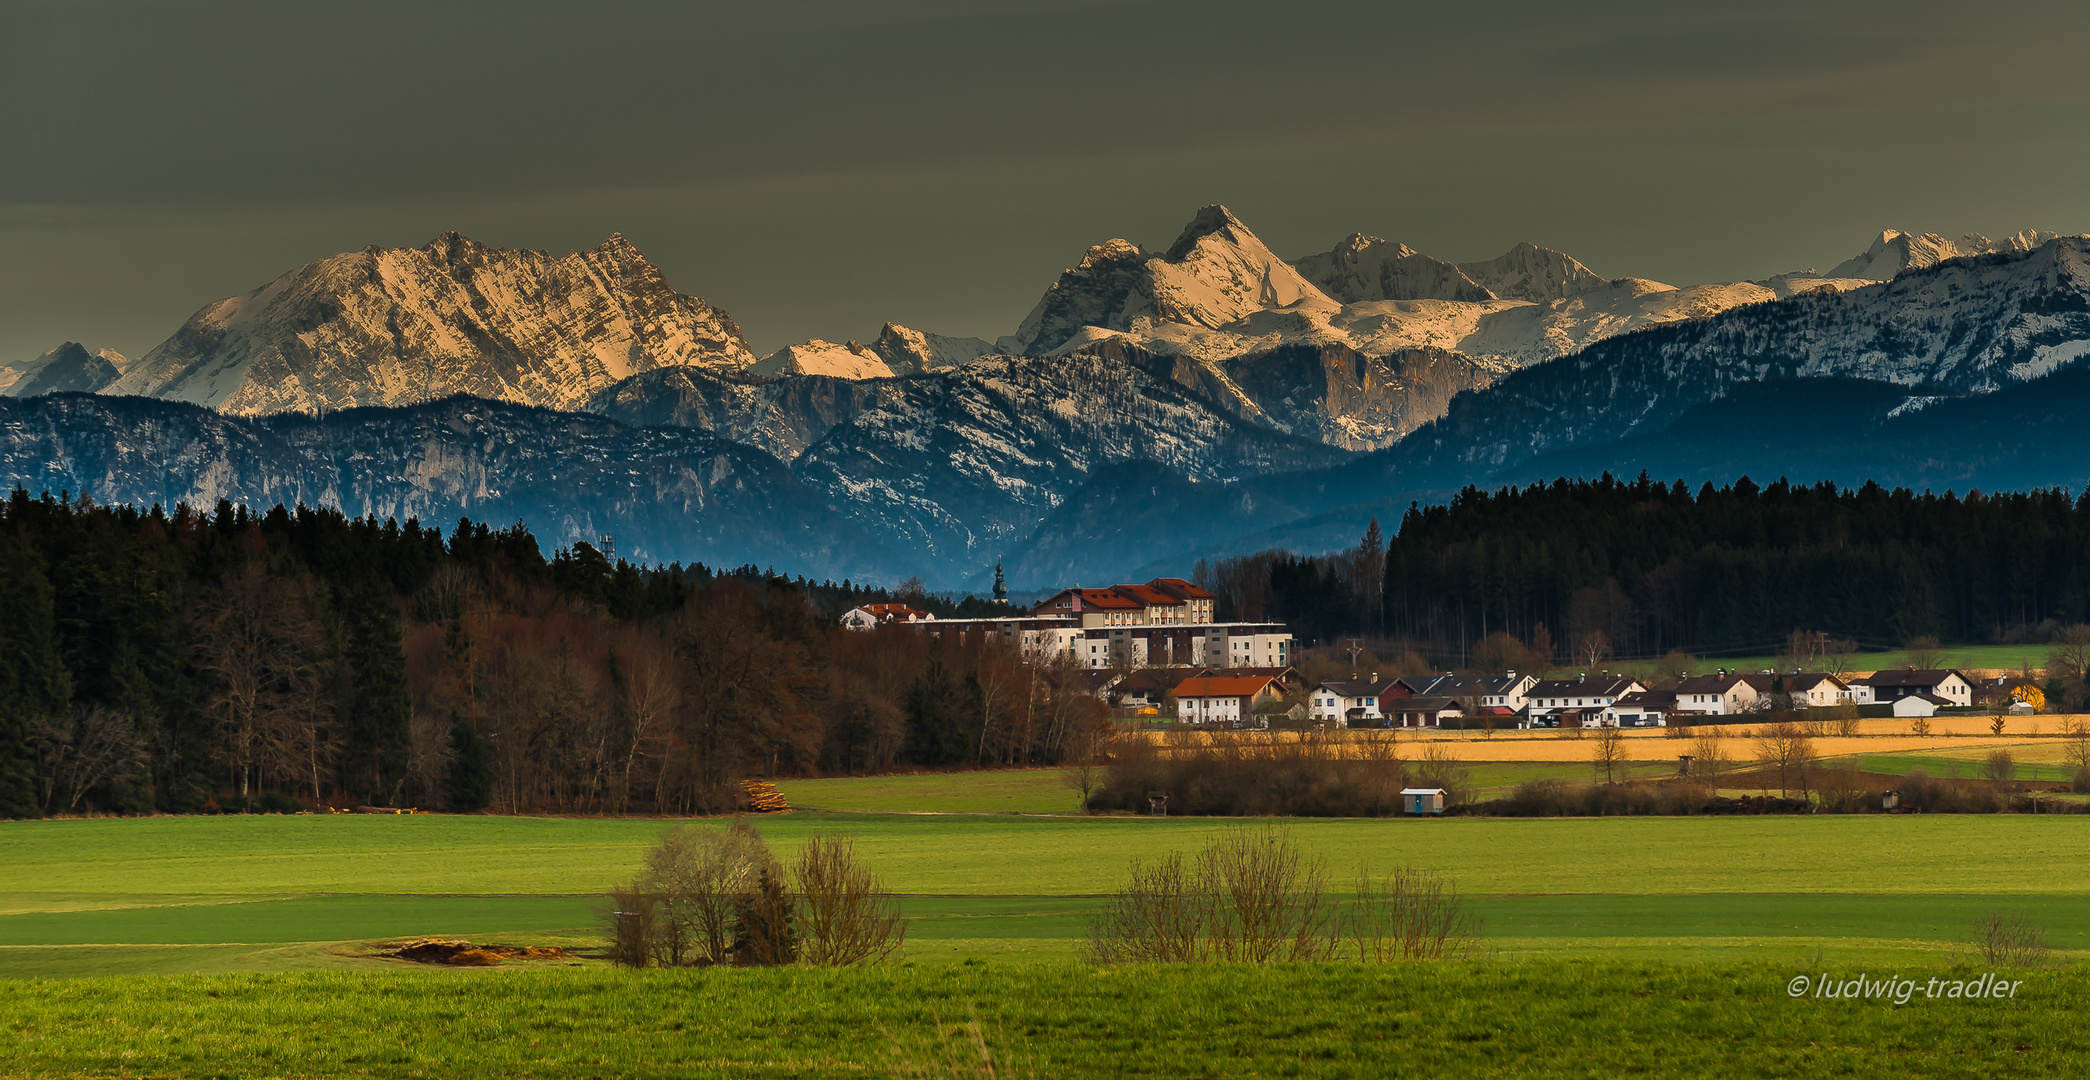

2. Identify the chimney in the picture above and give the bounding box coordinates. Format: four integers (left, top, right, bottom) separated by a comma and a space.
1370, 671, 1378, 683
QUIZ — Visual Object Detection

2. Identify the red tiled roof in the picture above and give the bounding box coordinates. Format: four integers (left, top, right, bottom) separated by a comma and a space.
1109, 583, 1183, 607
1174, 676, 1278, 698
1147, 577, 1215, 601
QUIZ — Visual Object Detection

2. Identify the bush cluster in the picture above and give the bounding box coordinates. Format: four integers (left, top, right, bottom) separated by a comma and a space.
607, 820, 905, 968
1088, 731, 1440, 817
1088, 827, 1481, 964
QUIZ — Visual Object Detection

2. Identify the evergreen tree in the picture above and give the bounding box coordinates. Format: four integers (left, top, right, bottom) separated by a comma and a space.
0, 538, 71, 818
340, 581, 412, 803
904, 647, 966, 765
443, 718, 493, 812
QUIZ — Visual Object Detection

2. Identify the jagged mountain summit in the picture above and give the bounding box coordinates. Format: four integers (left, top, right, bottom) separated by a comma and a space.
1002, 205, 1337, 356
1293, 235, 1496, 304
751, 339, 895, 379
105, 232, 756, 415
1828, 229, 2063, 282
2, 342, 130, 398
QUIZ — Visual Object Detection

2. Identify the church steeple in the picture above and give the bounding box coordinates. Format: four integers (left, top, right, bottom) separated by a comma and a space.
992, 561, 1007, 604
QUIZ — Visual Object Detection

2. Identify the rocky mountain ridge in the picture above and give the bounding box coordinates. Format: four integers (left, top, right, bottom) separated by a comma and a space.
103, 232, 756, 415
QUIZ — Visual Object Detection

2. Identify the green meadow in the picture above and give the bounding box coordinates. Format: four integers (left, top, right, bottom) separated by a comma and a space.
2, 963, 2082, 1079
4, 801, 2089, 978
6, 782, 2089, 1076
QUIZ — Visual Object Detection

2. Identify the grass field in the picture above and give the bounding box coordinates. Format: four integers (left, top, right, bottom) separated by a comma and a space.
5, 810, 2089, 980
2, 963, 2083, 1078
8, 791, 2089, 1077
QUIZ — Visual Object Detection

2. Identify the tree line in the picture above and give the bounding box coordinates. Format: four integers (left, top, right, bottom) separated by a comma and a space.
0, 488, 1104, 818
1195, 475, 2090, 664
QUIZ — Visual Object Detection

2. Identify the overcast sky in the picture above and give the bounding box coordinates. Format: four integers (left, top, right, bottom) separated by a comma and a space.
4, 0, 2087, 360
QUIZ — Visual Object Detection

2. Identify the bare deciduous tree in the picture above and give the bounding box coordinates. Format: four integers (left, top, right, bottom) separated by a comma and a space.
795, 833, 907, 966
1575, 630, 1613, 671
188, 562, 327, 800
1348, 866, 1483, 962
1590, 726, 1628, 784
1905, 636, 1946, 672
642, 819, 773, 966
1752, 721, 1816, 799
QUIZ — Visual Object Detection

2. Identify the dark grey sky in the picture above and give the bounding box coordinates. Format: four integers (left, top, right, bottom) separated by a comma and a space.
5, 0, 2087, 360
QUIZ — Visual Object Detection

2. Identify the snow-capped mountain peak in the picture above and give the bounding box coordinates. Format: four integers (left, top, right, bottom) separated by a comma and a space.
1827, 229, 2065, 282
1455, 241, 1613, 303
105, 232, 756, 415
2, 342, 131, 398
751, 339, 895, 380
872, 323, 994, 375
1294, 233, 1496, 304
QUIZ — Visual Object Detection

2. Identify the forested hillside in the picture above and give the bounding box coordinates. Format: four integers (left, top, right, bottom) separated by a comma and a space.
0, 489, 1097, 818
1199, 475, 2090, 661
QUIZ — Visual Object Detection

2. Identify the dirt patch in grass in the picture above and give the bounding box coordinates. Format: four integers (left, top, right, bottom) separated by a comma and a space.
389, 938, 571, 965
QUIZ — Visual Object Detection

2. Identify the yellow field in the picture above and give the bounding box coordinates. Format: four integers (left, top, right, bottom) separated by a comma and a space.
1134, 714, 2090, 765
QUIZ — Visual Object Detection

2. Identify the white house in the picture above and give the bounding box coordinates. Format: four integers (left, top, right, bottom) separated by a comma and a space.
1404, 673, 1537, 712
1174, 674, 1282, 726
1525, 675, 1645, 727
1892, 692, 1951, 718
1851, 669, 1973, 707
1670, 673, 1761, 716
1785, 673, 1854, 707
1310, 676, 1405, 728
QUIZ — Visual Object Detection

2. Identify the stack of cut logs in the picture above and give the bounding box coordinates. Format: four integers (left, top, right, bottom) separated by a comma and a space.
741, 781, 791, 813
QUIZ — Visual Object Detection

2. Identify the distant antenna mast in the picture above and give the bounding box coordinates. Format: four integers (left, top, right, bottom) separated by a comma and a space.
599, 534, 616, 563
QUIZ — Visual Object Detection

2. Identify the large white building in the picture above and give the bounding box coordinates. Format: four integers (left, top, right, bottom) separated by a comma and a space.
907, 577, 1292, 670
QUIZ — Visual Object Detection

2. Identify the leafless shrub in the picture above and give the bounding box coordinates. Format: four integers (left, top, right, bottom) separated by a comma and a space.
1983, 750, 2018, 787
2075, 766, 2090, 795
1972, 911, 2050, 968
1088, 850, 1211, 963
795, 833, 907, 966
1815, 769, 1868, 813
1090, 828, 1338, 963
1348, 866, 1483, 962
1909, 716, 1934, 737
1414, 744, 1470, 805
1690, 732, 1727, 789
1199, 827, 1336, 963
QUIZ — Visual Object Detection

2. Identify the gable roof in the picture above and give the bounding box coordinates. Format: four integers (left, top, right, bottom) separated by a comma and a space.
1108, 583, 1184, 608
1673, 673, 1751, 695
1407, 673, 1532, 698
1031, 587, 1141, 615
1174, 675, 1279, 698
1316, 678, 1404, 698
1389, 695, 1462, 713
1146, 577, 1215, 601
1530, 675, 1642, 697
1785, 673, 1849, 692
1853, 668, 1968, 689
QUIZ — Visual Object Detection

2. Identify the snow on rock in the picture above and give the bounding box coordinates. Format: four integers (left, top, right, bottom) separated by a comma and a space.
104, 232, 756, 415
751, 339, 895, 379
1827, 229, 2065, 282
3, 342, 127, 397
1003, 205, 1337, 355
871, 323, 994, 374
1454, 242, 1613, 303
1294, 234, 1495, 303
